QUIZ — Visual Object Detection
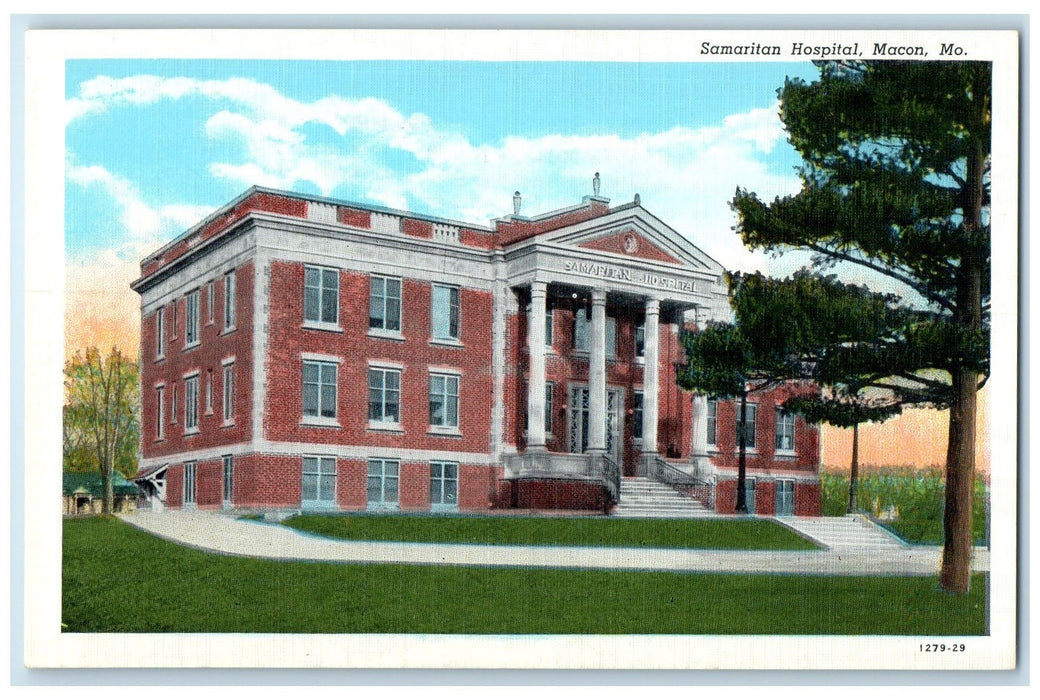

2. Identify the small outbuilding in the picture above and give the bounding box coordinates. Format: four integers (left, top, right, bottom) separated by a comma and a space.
62, 472, 138, 516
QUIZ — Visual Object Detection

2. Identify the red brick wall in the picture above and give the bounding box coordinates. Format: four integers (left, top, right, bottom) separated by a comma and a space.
140, 263, 254, 460
231, 454, 301, 509
714, 478, 821, 516
401, 218, 433, 239
495, 200, 612, 246
795, 481, 822, 516
509, 479, 609, 511
265, 263, 494, 454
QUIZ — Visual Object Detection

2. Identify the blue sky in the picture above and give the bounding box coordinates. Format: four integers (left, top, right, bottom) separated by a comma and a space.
65, 58, 821, 272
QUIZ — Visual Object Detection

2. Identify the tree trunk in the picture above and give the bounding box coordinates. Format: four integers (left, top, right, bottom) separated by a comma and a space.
735, 392, 748, 514
847, 423, 859, 514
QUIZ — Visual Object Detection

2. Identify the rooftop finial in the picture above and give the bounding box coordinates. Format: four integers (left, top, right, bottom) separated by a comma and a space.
634, 193, 641, 205
513, 191, 522, 216
593, 172, 601, 197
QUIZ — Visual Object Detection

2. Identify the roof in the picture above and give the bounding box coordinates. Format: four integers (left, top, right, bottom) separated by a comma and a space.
62, 471, 138, 497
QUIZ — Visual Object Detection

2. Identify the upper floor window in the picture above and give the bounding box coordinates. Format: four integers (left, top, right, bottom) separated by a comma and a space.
429, 373, 460, 429
207, 281, 215, 325
545, 307, 554, 347
368, 367, 401, 424
775, 410, 796, 452
185, 290, 200, 347
224, 270, 237, 331
635, 322, 646, 359
737, 402, 758, 449
302, 360, 337, 419
633, 391, 644, 440
171, 301, 178, 339
156, 307, 165, 359
155, 385, 165, 439
222, 361, 236, 424
431, 284, 460, 341
573, 313, 617, 358
184, 374, 199, 432
369, 275, 401, 332
304, 266, 337, 326
706, 399, 718, 446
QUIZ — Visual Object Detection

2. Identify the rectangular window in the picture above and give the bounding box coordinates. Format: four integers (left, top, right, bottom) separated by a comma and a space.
222, 455, 234, 505
222, 362, 235, 423
431, 284, 460, 341
171, 385, 178, 423
156, 386, 165, 439
304, 266, 338, 325
706, 399, 717, 446
205, 370, 213, 414
429, 373, 460, 428
430, 462, 458, 510
303, 360, 338, 419
775, 479, 795, 516
775, 410, 796, 452
207, 281, 215, 325
369, 275, 402, 332
185, 290, 200, 346
184, 375, 199, 431
633, 391, 644, 440
737, 402, 758, 449
156, 307, 165, 359
171, 301, 178, 338
635, 322, 645, 359
369, 367, 401, 424
744, 477, 757, 514
573, 314, 617, 358
302, 456, 337, 506
545, 307, 554, 347
367, 458, 399, 509
183, 462, 197, 506
224, 270, 237, 330
544, 382, 554, 434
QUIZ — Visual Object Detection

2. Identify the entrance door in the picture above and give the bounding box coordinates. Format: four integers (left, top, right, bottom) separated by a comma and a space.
775, 479, 795, 516
568, 385, 622, 464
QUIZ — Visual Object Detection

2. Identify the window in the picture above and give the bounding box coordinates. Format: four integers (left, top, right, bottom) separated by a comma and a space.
429, 373, 460, 429
304, 266, 338, 325
775, 410, 796, 452
430, 462, 458, 511
633, 391, 644, 440
367, 458, 399, 509
207, 281, 215, 325
205, 370, 213, 414
737, 402, 758, 449
171, 385, 178, 423
369, 275, 401, 332
545, 307, 554, 347
573, 313, 617, 358
431, 284, 460, 341
775, 479, 795, 516
635, 322, 645, 359
222, 455, 234, 505
224, 270, 237, 330
369, 367, 401, 424
185, 290, 200, 346
302, 456, 336, 507
706, 399, 717, 446
744, 477, 757, 514
171, 301, 178, 338
183, 462, 197, 506
156, 385, 165, 439
184, 375, 199, 431
222, 362, 235, 423
156, 307, 165, 359
303, 360, 337, 419
544, 382, 554, 434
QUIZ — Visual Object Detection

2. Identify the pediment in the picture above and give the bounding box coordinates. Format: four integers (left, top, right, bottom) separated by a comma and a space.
576, 229, 682, 265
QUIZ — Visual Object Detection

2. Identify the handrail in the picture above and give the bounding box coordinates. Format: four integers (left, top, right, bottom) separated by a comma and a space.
601, 454, 621, 504
651, 457, 715, 509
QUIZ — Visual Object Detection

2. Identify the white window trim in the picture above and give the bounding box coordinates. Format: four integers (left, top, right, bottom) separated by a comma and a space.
302, 359, 339, 426
368, 327, 406, 341
428, 371, 461, 431
184, 289, 201, 349
429, 460, 460, 512
775, 411, 797, 456
155, 384, 165, 441
156, 307, 166, 361
221, 355, 237, 366
207, 281, 215, 326
205, 370, 214, 415
301, 352, 344, 365
431, 283, 462, 344
223, 269, 237, 333
183, 374, 200, 435
367, 365, 402, 431
301, 454, 338, 509
222, 362, 236, 426
366, 457, 401, 511
369, 274, 403, 335
183, 462, 197, 509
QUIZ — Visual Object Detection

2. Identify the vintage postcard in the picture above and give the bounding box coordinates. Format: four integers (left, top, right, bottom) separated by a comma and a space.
21, 25, 1018, 672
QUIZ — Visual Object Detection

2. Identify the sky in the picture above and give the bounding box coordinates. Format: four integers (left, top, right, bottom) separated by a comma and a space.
63, 58, 988, 471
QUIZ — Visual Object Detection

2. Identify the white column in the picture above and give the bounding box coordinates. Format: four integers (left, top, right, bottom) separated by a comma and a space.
641, 297, 660, 455
588, 288, 608, 452
691, 394, 709, 456
526, 281, 548, 450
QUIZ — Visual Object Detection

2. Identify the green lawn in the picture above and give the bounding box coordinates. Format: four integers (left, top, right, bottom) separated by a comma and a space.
63, 517, 987, 635
283, 513, 820, 549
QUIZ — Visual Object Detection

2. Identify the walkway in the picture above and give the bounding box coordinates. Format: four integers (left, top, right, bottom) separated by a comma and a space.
118, 510, 990, 577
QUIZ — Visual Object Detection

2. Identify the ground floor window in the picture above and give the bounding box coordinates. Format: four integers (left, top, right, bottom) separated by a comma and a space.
430, 461, 458, 511
183, 462, 197, 506
775, 479, 795, 516
222, 455, 234, 506
367, 458, 399, 510
302, 455, 336, 508
743, 477, 756, 514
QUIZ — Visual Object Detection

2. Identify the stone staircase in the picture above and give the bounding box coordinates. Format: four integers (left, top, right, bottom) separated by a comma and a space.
613, 477, 713, 518
775, 514, 909, 551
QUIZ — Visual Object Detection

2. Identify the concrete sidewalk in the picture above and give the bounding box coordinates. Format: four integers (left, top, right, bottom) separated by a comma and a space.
118, 509, 990, 577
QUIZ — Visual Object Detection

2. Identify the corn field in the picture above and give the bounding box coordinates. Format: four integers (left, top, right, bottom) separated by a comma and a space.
820, 467, 989, 545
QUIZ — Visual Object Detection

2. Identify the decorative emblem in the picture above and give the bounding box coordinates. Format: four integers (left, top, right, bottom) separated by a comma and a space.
622, 233, 639, 254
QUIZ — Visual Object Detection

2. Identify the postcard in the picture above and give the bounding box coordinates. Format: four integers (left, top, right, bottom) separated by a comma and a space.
21, 25, 1018, 671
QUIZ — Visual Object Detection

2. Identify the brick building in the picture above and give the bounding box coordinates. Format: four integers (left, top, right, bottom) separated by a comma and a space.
131, 184, 821, 516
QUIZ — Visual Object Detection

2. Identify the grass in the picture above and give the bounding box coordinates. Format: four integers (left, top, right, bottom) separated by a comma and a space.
63, 517, 987, 635
821, 467, 989, 545
282, 512, 820, 550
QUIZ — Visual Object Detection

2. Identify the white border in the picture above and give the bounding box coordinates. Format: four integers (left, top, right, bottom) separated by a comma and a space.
24, 27, 1019, 671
